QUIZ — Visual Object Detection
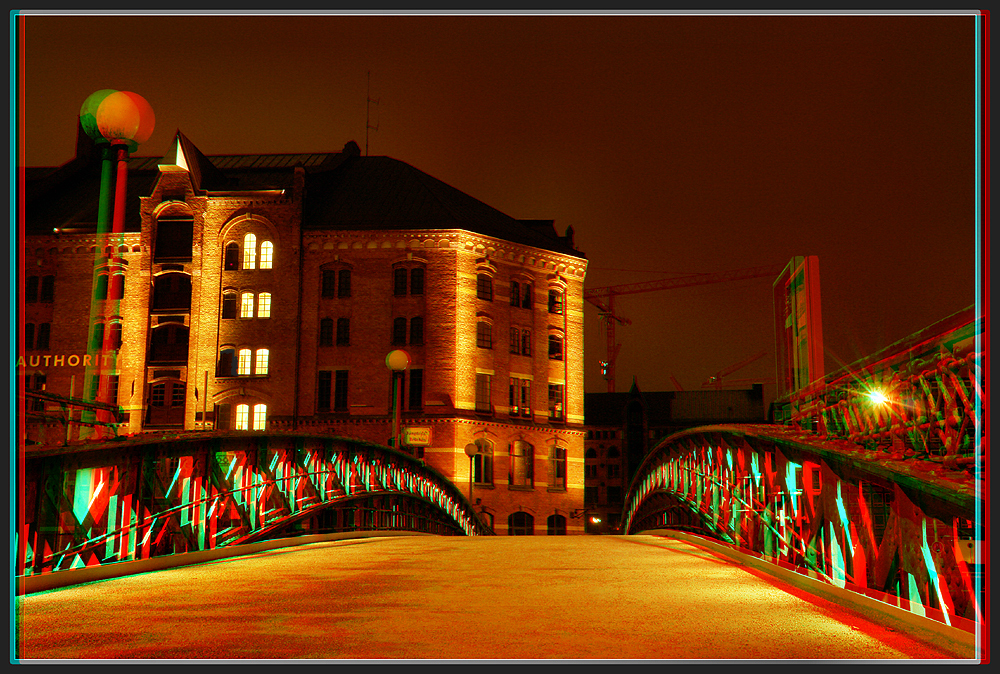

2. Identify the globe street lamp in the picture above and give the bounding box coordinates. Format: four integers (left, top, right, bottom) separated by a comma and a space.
464, 442, 485, 504
385, 349, 410, 450
79, 90, 154, 438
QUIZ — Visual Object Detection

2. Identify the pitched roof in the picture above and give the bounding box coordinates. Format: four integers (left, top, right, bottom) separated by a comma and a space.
24, 126, 585, 258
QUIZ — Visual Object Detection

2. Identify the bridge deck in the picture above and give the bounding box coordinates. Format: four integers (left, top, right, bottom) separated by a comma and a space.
15, 535, 964, 660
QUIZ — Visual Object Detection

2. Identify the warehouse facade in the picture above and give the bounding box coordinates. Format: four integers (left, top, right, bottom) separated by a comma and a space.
20, 127, 588, 535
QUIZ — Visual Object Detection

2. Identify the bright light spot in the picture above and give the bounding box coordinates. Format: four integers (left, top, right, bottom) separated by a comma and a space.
591, 516, 601, 524
867, 389, 890, 406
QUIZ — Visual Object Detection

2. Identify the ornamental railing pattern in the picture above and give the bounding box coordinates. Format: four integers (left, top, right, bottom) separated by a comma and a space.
780, 306, 983, 473
623, 427, 982, 633
18, 433, 492, 578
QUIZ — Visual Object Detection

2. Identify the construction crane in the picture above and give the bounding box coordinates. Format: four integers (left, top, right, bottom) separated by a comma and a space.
701, 349, 771, 389
584, 264, 783, 392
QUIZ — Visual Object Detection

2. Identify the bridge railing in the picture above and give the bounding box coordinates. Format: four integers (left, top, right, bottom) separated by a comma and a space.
18, 433, 493, 579
779, 307, 983, 473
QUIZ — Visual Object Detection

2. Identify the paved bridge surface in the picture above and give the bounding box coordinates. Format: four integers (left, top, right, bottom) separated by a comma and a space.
16, 534, 963, 661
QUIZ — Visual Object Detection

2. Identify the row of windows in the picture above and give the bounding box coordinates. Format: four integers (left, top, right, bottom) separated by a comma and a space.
321, 269, 353, 298
323, 267, 425, 299
25, 276, 55, 303
23, 323, 51, 350
224, 234, 274, 270
317, 317, 424, 347
394, 267, 424, 296
222, 292, 271, 319
316, 369, 424, 413
94, 273, 126, 301
475, 374, 564, 421
584, 464, 622, 479
507, 512, 567, 536
469, 439, 567, 490
476, 275, 564, 315
587, 429, 618, 440
217, 348, 270, 377
475, 323, 561, 360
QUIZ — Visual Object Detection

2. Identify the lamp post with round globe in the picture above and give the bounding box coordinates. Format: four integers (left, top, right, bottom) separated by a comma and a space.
385, 350, 410, 450
79, 90, 154, 438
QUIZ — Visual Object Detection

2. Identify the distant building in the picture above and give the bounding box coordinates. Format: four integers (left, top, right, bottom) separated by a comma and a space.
582, 380, 766, 533
20, 124, 588, 535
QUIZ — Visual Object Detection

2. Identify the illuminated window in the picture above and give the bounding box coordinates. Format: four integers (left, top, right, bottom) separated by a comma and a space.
254, 349, 269, 376
243, 234, 256, 270
259, 241, 273, 269
510, 441, 533, 487
235, 404, 250, 430
473, 439, 493, 484
241, 292, 254, 318
257, 292, 271, 318
238, 349, 252, 375
477, 274, 493, 301
252, 404, 267, 430
477, 321, 492, 349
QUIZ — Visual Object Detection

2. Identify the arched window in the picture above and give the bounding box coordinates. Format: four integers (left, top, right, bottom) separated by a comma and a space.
41, 275, 55, 303
477, 274, 493, 301
473, 439, 493, 485
547, 514, 566, 535
585, 448, 597, 459
240, 292, 254, 318
235, 404, 250, 430
257, 292, 271, 318
510, 440, 533, 487
95, 274, 108, 301
254, 349, 269, 376
218, 348, 237, 377
238, 348, 252, 375
224, 242, 240, 270
410, 268, 424, 295
91, 322, 105, 350
392, 317, 407, 345
548, 334, 563, 360
259, 241, 273, 269
550, 446, 567, 490
36, 323, 50, 350
508, 511, 534, 535
222, 292, 238, 319
394, 268, 408, 296
243, 233, 257, 270
476, 321, 492, 349
409, 317, 424, 345
252, 403, 267, 430
319, 318, 334, 346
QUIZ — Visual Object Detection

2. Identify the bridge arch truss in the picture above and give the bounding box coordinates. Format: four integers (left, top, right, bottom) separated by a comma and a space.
623, 425, 982, 631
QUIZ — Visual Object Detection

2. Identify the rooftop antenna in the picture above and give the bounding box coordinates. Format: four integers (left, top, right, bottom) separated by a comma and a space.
366, 71, 380, 157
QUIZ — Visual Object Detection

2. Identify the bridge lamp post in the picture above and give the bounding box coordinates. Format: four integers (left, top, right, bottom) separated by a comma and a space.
385, 350, 410, 450
464, 442, 485, 505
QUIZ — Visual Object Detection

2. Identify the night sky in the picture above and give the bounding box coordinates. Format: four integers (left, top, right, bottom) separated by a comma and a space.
17, 12, 981, 405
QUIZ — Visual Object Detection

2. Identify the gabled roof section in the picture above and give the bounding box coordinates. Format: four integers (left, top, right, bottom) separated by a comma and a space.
302, 155, 585, 258
160, 131, 232, 191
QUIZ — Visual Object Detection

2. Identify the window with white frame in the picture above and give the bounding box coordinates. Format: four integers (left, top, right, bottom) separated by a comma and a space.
243, 234, 257, 269
238, 349, 252, 375
235, 404, 250, 430
254, 349, 269, 376
252, 403, 267, 430
241, 292, 254, 318
259, 241, 273, 269
257, 292, 271, 318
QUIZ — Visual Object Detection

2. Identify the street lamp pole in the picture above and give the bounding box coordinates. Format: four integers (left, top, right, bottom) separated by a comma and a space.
464, 442, 483, 504
385, 350, 410, 450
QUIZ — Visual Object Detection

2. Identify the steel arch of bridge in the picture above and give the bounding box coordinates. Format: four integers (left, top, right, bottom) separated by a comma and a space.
19, 433, 493, 578
623, 425, 982, 631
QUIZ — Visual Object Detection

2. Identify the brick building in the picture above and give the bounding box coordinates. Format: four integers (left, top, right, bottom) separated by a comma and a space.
20, 125, 588, 535
582, 380, 767, 533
